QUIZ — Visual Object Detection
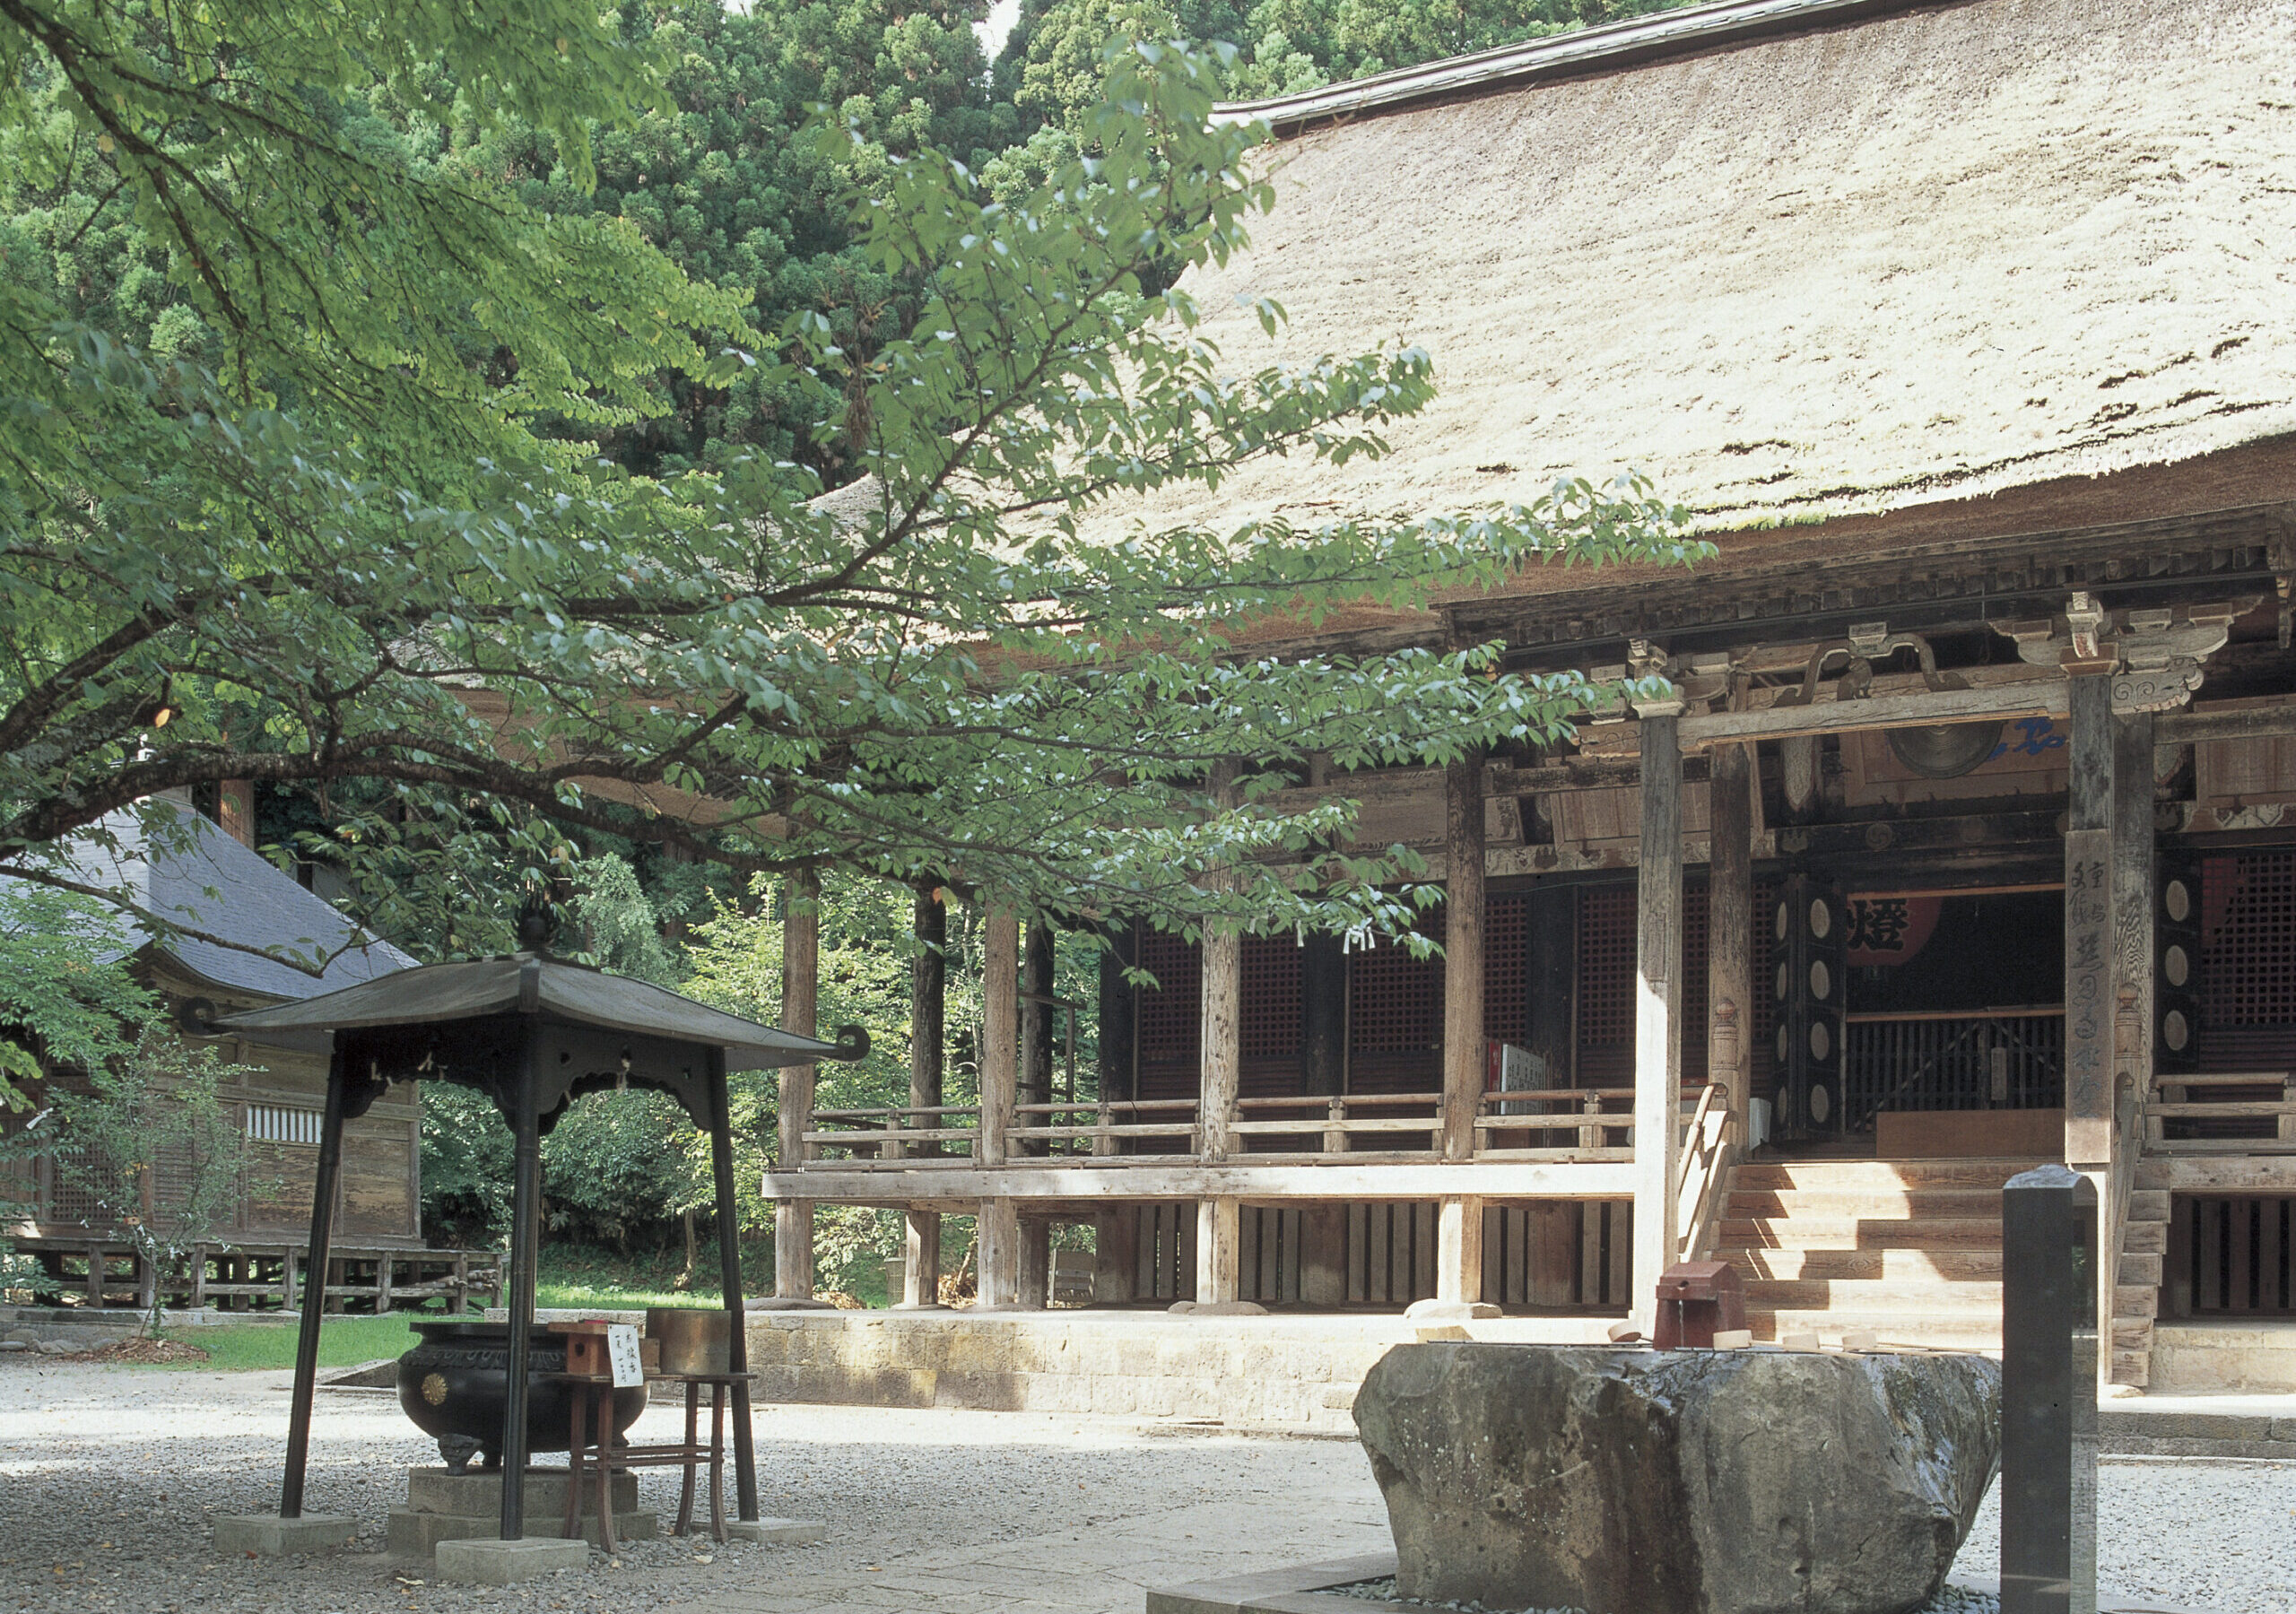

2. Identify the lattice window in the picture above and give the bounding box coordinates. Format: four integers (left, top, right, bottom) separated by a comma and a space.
1576, 885, 1638, 1049
2203, 853, 2296, 1028
1483, 894, 1528, 1047
1135, 929, 1201, 1064
1240, 937, 1302, 1063
1350, 910, 1444, 1055
247, 1106, 322, 1145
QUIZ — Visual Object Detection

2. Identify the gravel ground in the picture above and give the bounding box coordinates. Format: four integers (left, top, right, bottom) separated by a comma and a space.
0, 1358, 2290, 1614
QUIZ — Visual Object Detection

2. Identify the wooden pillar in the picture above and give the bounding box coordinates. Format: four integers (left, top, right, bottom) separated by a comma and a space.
2065, 674, 2114, 1169
1020, 921, 1056, 1153
1442, 755, 1486, 1163
1092, 1208, 1138, 1305
1633, 698, 1685, 1316
1198, 762, 1242, 1162
1707, 742, 1755, 1132
979, 907, 1018, 1167
904, 882, 946, 1307
975, 1198, 1021, 1309
1300, 933, 1346, 1098
1525, 882, 1577, 1089
1437, 1196, 1485, 1305
1196, 1196, 1239, 1306
1097, 922, 1137, 1105
1300, 1206, 1348, 1306
1018, 1218, 1051, 1310
774, 866, 819, 1300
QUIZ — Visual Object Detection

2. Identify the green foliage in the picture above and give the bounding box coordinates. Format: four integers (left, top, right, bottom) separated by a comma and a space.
35, 1023, 261, 1328
0, 881, 153, 1104
417, 1084, 514, 1245
3, 25, 1700, 1015
996, 0, 1703, 123
539, 1089, 705, 1253
570, 854, 681, 985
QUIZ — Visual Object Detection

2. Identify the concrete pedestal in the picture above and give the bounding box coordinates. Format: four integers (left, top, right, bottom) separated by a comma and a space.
387, 1466, 654, 1556
435, 1535, 589, 1585
723, 1517, 828, 1544
213, 1513, 359, 1557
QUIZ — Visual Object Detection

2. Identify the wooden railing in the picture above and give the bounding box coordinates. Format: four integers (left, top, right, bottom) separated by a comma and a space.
1843, 1009, 2065, 1129
1674, 1083, 1735, 1260
1008, 1099, 1199, 1156
795, 1084, 1708, 1168
804, 1104, 980, 1162
2144, 1072, 2296, 1154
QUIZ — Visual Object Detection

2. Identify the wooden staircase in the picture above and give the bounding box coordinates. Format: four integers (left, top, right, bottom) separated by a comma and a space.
2109, 1187, 2170, 1386
1715, 1157, 2052, 1350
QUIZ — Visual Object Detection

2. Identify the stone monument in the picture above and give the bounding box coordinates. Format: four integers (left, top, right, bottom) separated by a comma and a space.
2001, 1165, 2100, 1614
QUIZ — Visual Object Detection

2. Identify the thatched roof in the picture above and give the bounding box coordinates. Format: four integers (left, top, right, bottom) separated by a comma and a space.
1121, 0, 2296, 557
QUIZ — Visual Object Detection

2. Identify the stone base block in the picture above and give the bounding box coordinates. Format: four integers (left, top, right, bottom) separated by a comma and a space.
435, 1535, 589, 1585
212, 1513, 359, 1557
404, 1465, 637, 1518
388, 1507, 655, 1555
722, 1516, 827, 1545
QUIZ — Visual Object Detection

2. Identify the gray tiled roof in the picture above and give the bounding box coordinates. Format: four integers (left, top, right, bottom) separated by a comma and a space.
13, 803, 413, 1002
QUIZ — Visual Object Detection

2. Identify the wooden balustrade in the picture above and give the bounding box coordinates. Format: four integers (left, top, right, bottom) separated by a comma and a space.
2144, 1072, 2296, 1153
791, 1083, 1703, 1170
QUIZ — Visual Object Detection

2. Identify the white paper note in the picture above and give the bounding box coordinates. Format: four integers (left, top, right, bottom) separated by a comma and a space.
607, 1323, 644, 1387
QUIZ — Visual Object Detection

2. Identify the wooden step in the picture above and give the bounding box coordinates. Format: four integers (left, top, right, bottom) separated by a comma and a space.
2118, 1251, 2161, 1287
1732, 1158, 2047, 1191
2110, 1349, 2152, 1387
2122, 1219, 2167, 1254
1717, 1216, 2002, 1250
1726, 1187, 2006, 1219
1722, 1246, 2002, 1282
2114, 1284, 2159, 1320
2126, 1189, 2170, 1220
1744, 1278, 2001, 1313
2110, 1319, 2154, 1351
1747, 1309, 2002, 1349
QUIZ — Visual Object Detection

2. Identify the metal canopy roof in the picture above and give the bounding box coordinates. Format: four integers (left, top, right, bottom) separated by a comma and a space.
215, 951, 854, 1072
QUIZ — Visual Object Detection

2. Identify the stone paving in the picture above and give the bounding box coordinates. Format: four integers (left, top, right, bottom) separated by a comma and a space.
2, 1358, 2292, 1614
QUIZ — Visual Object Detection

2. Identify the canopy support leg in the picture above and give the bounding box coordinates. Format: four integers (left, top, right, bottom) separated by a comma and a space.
500, 1033, 540, 1540
279, 1046, 346, 1519
709, 1049, 760, 1521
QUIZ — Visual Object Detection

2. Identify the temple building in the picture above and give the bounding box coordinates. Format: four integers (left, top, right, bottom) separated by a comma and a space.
763, 0, 2296, 1392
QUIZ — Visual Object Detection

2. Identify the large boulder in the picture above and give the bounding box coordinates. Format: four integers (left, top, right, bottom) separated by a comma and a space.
1353, 1343, 1999, 1614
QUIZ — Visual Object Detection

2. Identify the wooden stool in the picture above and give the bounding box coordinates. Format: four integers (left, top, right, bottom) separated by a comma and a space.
555, 1372, 752, 1550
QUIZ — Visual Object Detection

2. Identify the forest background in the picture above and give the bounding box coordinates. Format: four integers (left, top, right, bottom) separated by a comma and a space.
0, 0, 1694, 1301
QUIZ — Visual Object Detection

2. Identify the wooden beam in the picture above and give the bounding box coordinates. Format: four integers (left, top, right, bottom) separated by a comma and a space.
774, 866, 820, 1301
1442, 757, 1486, 1163
761, 1159, 1642, 1203
1632, 704, 1684, 1319
2156, 704, 2296, 745
1680, 681, 2068, 748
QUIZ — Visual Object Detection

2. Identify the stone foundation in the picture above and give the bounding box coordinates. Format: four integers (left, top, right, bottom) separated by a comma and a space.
741, 1311, 1621, 1433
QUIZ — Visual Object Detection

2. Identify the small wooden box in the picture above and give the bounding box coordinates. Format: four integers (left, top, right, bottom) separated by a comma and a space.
547, 1319, 614, 1378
